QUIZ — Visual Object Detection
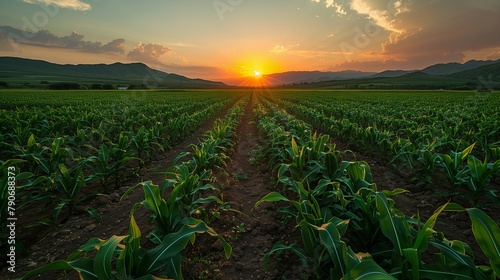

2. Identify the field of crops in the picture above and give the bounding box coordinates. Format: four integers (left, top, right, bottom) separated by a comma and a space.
1, 89, 499, 279
266, 90, 500, 206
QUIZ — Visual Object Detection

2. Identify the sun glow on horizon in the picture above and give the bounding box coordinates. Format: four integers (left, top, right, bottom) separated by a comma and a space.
253, 70, 261, 77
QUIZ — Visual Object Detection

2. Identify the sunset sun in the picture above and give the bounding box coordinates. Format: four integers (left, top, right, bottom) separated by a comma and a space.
253, 70, 262, 77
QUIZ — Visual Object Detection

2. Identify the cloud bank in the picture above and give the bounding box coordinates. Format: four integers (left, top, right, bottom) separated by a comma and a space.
313, 0, 500, 70
0, 26, 125, 54
22, 0, 91, 11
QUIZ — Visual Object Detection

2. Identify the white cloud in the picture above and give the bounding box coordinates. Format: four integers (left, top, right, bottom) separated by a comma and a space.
325, 0, 347, 15
312, 0, 347, 15
127, 42, 171, 64
22, 0, 91, 11
270, 45, 287, 54
349, 0, 402, 33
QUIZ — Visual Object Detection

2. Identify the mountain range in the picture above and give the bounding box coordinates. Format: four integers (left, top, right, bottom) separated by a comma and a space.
264, 59, 500, 86
0, 57, 227, 89
0, 56, 499, 90
282, 61, 500, 90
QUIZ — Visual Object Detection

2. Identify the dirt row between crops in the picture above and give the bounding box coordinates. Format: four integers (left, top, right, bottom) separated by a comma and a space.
182, 91, 306, 279
4, 95, 243, 280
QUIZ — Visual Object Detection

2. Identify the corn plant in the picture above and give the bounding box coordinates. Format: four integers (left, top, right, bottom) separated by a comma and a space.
19, 215, 231, 280
443, 205, 500, 278
375, 196, 496, 279
437, 143, 476, 192
88, 136, 140, 192
142, 169, 222, 236
466, 155, 500, 206
52, 163, 96, 222
204, 118, 236, 149
130, 126, 163, 166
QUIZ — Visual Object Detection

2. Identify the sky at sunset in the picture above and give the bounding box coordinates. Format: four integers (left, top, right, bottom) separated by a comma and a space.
1, 0, 499, 84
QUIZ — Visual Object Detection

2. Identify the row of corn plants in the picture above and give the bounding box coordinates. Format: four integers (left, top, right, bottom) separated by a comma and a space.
0, 90, 241, 268
17, 95, 249, 279
265, 91, 500, 206
254, 95, 500, 279
3, 96, 230, 222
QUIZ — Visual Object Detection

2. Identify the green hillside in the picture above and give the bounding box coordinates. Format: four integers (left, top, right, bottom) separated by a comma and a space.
0, 57, 228, 89
283, 62, 500, 90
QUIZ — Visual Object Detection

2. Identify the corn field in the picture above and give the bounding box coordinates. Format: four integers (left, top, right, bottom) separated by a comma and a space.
1, 89, 499, 279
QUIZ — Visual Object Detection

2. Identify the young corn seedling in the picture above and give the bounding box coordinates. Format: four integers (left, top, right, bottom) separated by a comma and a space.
19, 215, 231, 280
437, 142, 476, 196
52, 163, 97, 222
88, 138, 140, 192
466, 155, 500, 206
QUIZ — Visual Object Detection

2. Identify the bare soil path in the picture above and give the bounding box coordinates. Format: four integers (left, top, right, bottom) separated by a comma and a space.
184, 91, 304, 279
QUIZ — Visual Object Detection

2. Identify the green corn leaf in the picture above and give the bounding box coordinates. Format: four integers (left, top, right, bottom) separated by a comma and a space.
19, 258, 98, 280
164, 253, 183, 280
27, 133, 36, 147
85, 207, 103, 224
66, 237, 104, 261
255, 192, 299, 210
381, 188, 408, 197
264, 242, 309, 269
430, 239, 475, 267
375, 192, 410, 256
417, 264, 477, 280
142, 181, 169, 232
71, 258, 100, 280
192, 196, 223, 205
461, 143, 476, 162
413, 202, 449, 254
53, 201, 67, 222
344, 246, 362, 271
468, 155, 486, 181
466, 208, 500, 277
342, 259, 396, 280
317, 222, 347, 278
94, 235, 127, 280
117, 216, 141, 278
18, 260, 81, 280
137, 222, 218, 276
403, 248, 419, 280
443, 202, 466, 211
300, 225, 317, 255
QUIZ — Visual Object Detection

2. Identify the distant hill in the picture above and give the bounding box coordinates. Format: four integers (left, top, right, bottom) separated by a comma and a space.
0, 57, 227, 89
422, 59, 500, 75
281, 62, 500, 90
368, 70, 416, 78
449, 61, 500, 79
260, 59, 500, 86
263, 70, 376, 86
